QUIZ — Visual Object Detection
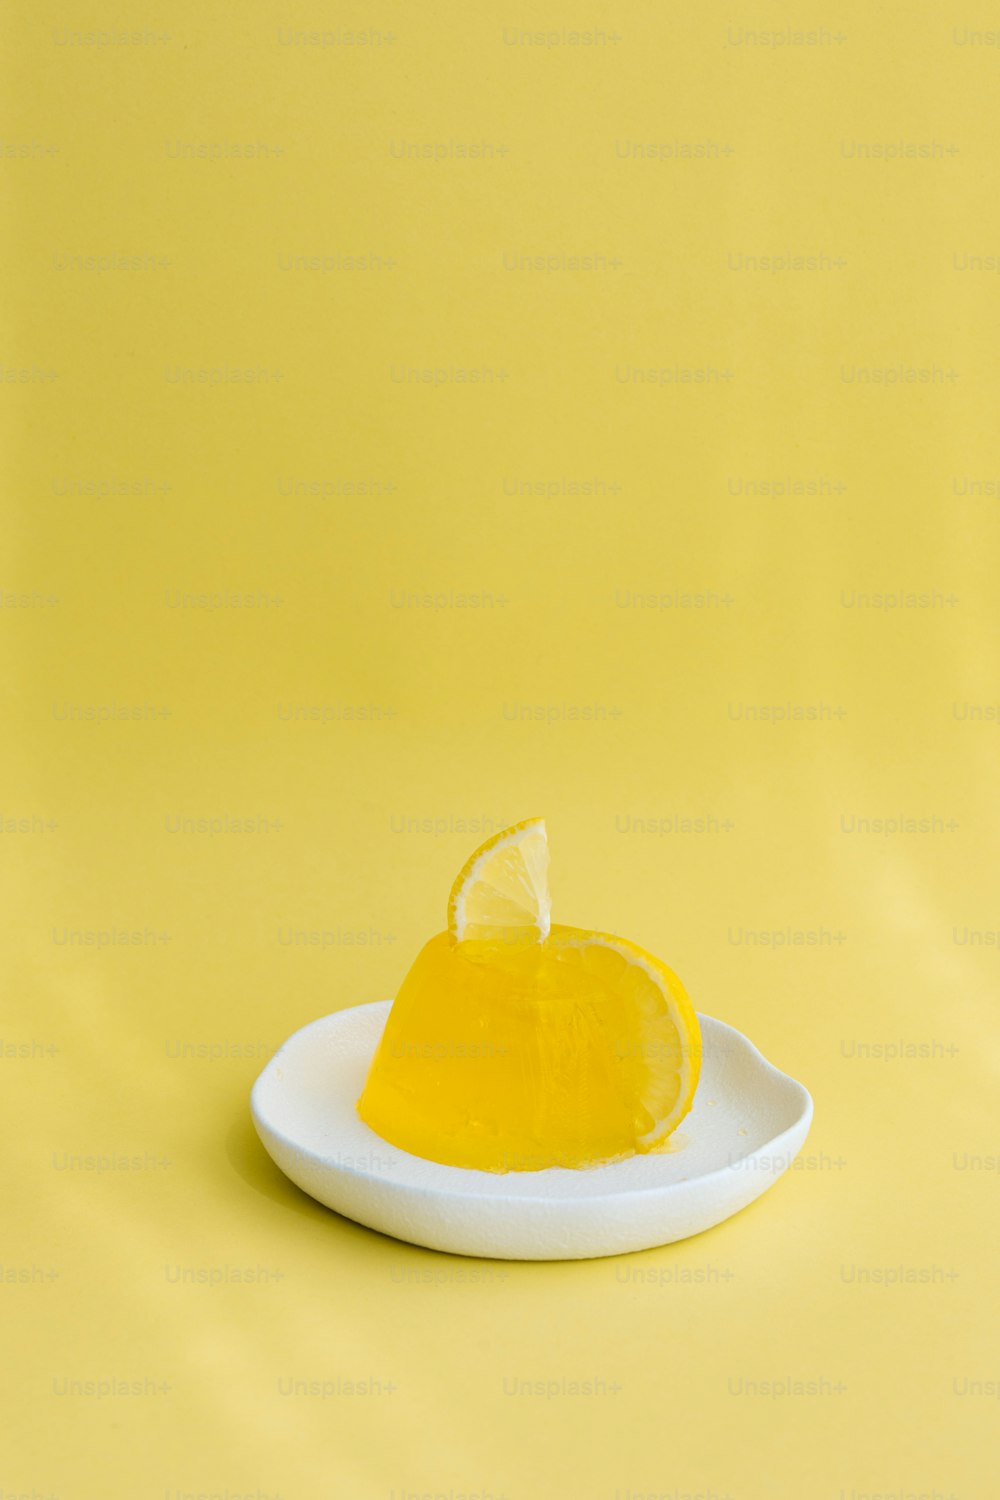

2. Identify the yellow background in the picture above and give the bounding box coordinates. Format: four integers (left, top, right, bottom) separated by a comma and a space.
2, 2, 997, 1495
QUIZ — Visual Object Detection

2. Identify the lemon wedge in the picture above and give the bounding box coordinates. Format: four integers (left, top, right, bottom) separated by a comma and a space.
447, 815, 551, 943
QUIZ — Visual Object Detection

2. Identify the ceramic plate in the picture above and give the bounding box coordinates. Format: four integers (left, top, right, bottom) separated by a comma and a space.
251, 1000, 813, 1261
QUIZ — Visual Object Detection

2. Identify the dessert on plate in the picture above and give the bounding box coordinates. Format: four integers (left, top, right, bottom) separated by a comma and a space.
356, 819, 701, 1172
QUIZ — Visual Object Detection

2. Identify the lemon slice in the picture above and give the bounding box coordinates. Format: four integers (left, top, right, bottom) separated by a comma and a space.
555, 928, 701, 1151
447, 817, 551, 943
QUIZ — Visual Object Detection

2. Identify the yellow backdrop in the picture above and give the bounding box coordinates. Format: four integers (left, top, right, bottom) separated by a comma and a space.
3, 2, 996, 1496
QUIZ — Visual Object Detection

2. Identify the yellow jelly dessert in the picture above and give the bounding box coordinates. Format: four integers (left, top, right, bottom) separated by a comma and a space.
356, 818, 701, 1172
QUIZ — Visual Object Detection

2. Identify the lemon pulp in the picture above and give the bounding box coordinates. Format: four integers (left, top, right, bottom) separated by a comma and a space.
356, 923, 701, 1172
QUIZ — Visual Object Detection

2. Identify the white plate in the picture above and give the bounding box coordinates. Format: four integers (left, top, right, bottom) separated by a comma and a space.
250, 1000, 813, 1261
